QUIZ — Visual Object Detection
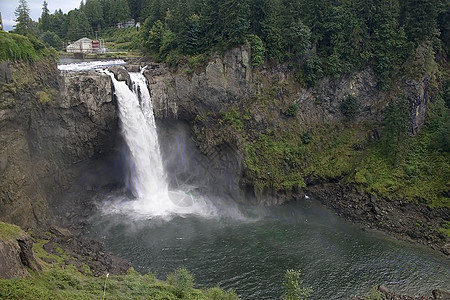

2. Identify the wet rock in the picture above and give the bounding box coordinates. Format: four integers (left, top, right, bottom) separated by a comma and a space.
432, 289, 450, 300
306, 183, 450, 254
440, 243, 450, 256
109, 66, 131, 88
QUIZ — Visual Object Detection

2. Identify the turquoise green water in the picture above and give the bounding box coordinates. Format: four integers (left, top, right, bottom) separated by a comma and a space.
88, 198, 450, 299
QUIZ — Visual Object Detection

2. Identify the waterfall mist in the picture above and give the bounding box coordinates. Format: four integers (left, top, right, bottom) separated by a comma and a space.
102, 69, 230, 220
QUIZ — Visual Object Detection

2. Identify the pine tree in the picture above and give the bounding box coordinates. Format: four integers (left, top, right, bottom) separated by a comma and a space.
219, 0, 250, 47
14, 0, 34, 36
38, 1, 50, 33
84, 0, 104, 33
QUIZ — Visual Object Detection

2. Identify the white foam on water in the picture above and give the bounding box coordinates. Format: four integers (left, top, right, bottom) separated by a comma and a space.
58, 59, 126, 71
103, 69, 217, 220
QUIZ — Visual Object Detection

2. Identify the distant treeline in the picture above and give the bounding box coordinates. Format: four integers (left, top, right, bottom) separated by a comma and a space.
34, 0, 449, 86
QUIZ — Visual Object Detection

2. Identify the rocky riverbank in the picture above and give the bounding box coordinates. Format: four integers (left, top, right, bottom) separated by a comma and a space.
306, 182, 450, 256
354, 285, 450, 300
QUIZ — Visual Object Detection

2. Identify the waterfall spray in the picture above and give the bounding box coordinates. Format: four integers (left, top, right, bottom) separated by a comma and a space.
103, 69, 216, 219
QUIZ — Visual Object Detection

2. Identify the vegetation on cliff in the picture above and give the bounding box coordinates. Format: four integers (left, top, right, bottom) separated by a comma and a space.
0, 32, 56, 62
0, 222, 25, 240
0, 225, 239, 300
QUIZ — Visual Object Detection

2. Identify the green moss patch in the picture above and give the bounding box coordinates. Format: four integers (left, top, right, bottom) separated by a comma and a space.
0, 222, 25, 240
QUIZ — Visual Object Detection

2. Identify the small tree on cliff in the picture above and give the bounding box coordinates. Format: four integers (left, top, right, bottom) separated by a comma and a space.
282, 269, 312, 300
14, 0, 34, 36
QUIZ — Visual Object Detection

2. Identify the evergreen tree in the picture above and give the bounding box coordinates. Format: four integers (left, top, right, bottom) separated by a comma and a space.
83, 0, 103, 33
48, 9, 68, 39
38, 1, 50, 33
371, 0, 408, 89
111, 0, 132, 25
127, 0, 143, 21
219, 0, 250, 47
402, 0, 438, 44
66, 9, 90, 41
14, 0, 34, 36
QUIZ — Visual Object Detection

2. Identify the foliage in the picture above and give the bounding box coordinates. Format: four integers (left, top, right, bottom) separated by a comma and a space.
33, 0, 448, 87
0, 237, 240, 300
282, 269, 312, 300
439, 221, 450, 237
353, 96, 450, 207
380, 99, 410, 166
301, 132, 312, 145
340, 96, 359, 119
364, 286, 384, 300
0, 32, 54, 62
304, 53, 323, 87
101, 27, 141, 50
246, 133, 306, 194
166, 268, 194, 298
39, 31, 63, 50
219, 109, 244, 131
0, 222, 24, 240
285, 103, 299, 117
14, 0, 34, 36
246, 34, 265, 66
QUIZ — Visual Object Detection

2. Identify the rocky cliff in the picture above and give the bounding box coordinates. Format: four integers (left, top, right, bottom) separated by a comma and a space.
0, 59, 120, 228
145, 46, 433, 134
141, 46, 448, 251
0, 222, 41, 279
0, 47, 446, 253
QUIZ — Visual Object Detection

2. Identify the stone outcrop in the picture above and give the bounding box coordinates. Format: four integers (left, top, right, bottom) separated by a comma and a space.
0, 60, 120, 228
145, 46, 431, 138
0, 231, 42, 279
145, 46, 253, 119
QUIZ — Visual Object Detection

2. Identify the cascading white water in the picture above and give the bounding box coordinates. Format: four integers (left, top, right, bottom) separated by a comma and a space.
104, 69, 216, 218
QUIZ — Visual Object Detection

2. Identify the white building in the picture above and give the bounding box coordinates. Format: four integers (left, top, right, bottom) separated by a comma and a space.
66, 37, 94, 53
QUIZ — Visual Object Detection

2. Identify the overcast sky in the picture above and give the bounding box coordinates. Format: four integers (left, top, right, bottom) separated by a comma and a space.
1, 0, 81, 31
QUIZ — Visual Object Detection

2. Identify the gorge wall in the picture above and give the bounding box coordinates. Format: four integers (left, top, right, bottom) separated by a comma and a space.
0, 47, 446, 253
0, 59, 121, 228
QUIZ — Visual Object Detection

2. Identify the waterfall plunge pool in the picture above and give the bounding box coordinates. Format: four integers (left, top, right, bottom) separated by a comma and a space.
87, 197, 450, 299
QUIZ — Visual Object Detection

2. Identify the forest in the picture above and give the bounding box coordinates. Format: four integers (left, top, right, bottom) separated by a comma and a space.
10, 0, 448, 89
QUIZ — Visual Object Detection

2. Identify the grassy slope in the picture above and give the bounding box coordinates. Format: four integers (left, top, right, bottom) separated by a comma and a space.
0, 222, 25, 240
0, 32, 56, 62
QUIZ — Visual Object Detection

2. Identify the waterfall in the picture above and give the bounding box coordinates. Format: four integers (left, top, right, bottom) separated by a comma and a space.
104, 69, 216, 219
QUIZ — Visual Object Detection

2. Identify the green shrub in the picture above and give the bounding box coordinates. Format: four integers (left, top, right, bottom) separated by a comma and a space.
364, 286, 383, 300
301, 132, 312, 145
282, 269, 312, 300
246, 34, 265, 66
285, 103, 299, 117
340, 95, 359, 119
219, 109, 244, 131
166, 268, 194, 298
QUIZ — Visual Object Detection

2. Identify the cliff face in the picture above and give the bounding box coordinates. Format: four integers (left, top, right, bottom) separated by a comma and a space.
0, 47, 441, 228
0, 60, 120, 228
146, 47, 432, 134
146, 46, 254, 119
144, 47, 437, 202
